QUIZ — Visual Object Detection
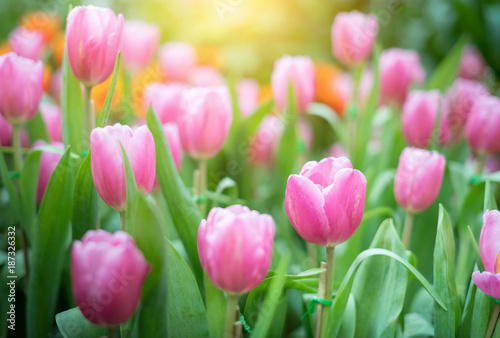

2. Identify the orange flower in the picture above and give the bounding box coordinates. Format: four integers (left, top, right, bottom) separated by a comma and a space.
0, 41, 11, 56
43, 63, 52, 93
259, 84, 273, 103
21, 11, 60, 44
196, 46, 220, 68
131, 62, 163, 117
50, 31, 65, 67
91, 72, 123, 113
315, 62, 347, 116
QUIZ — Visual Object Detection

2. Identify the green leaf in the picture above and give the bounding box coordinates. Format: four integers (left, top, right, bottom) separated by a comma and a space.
403, 313, 434, 338
204, 273, 226, 338
448, 162, 469, 209
337, 294, 357, 338
213, 177, 238, 207
121, 142, 139, 235
470, 287, 490, 337
27, 148, 76, 338
352, 218, 408, 337
19, 149, 42, 243
307, 102, 346, 146
72, 151, 98, 240
484, 179, 498, 211
97, 52, 121, 128
246, 99, 274, 137
0, 146, 20, 218
433, 204, 461, 337
26, 111, 49, 142
426, 36, 468, 91
55, 307, 107, 338
468, 226, 485, 272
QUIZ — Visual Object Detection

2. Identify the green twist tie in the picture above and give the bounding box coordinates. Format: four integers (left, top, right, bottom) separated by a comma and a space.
238, 314, 252, 333
300, 297, 333, 320
81, 150, 89, 157
193, 195, 208, 203
9, 171, 21, 179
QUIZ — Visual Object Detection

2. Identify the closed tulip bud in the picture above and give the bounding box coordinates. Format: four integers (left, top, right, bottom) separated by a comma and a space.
394, 147, 445, 214
198, 205, 275, 294
331, 11, 378, 66
0, 114, 13, 146
459, 46, 486, 80
66, 6, 123, 87
178, 87, 232, 160
91, 124, 156, 212
271, 56, 316, 113
402, 90, 451, 148
71, 230, 151, 326
143, 82, 187, 124
380, 48, 425, 106
187, 66, 225, 87
237, 78, 260, 117
159, 42, 197, 81
0, 52, 44, 125
465, 96, 500, 156
121, 20, 160, 72
285, 157, 367, 247
39, 102, 62, 142
472, 210, 500, 298
9, 27, 45, 61
33, 141, 64, 203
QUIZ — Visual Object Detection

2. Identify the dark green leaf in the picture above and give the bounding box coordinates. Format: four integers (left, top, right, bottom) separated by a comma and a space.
0, 146, 20, 218
55, 307, 107, 338
19, 150, 41, 243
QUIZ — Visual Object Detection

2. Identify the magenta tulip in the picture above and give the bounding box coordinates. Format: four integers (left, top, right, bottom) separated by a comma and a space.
402, 90, 451, 148
465, 96, 500, 156
33, 141, 64, 203
0, 52, 43, 125
198, 205, 275, 294
379, 48, 425, 106
394, 147, 446, 214
91, 124, 156, 212
9, 27, 45, 61
71, 230, 150, 326
0, 114, 13, 146
459, 46, 485, 80
66, 6, 123, 87
331, 11, 378, 66
178, 87, 232, 160
159, 42, 197, 81
187, 66, 225, 87
285, 157, 367, 247
39, 102, 63, 142
472, 210, 500, 298
121, 20, 160, 72
237, 78, 260, 117
143, 82, 187, 124
271, 56, 315, 113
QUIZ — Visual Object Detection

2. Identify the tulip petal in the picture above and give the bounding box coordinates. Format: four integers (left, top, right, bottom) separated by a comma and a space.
472, 271, 500, 299
479, 210, 500, 273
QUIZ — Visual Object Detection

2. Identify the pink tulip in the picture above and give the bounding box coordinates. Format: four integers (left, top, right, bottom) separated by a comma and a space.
0, 114, 13, 146
39, 102, 63, 142
459, 46, 486, 80
331, 11, 378, 66
159, 42, 197, 81
71, 230, 151, 326
50, 68, 63, 103
187, 66, 225, 87
163, 122, 183, 171
178, 87, 232, 160
465, 96, 500, 156
285, 157, 367, 247
143, 82, 187, 124
472, 210, 500, 298
271, 56, 316, 113
0, 53, 44, 125
91, 124, 156, 212
121, 20, 160, 72
33, 141, 64, 203
66, 6, 123, 87
9, 27, 45, 61
328, 143, 347, 158
379, 48, 425, 106
237, 78, 260, 117
198, 205, 275, 294
394, 147, 446, 214
402, 90, 451, 148
249, 115, 283, 166
335, 69, 373, 111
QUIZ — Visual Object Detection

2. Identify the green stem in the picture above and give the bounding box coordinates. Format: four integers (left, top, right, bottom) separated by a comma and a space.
320, 246, 335, 338
475, 154, 485, 175
402, 212, 414, 249
107, 326, 118, 338
84, 86, 93, 147
196, 159, 208, 216
224, 294, 238, 338
485, 303, 500, 338
347, 62, 364, 164
12, 124, 22, 172
120, 211, 126, 232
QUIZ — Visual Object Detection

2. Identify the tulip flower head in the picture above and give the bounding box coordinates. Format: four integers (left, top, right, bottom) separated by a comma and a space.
9, 27, 45, 61
187, 66, 225, 87
121, 20, 160, 72
237, 78, 260, 117
33, 141, 64, 203
71, 230, 151, 326
472, 210, 500, 298
163, 122, 183, 171
0, 114, 13, 146
143, 82, 187, 124
159, 42, 197, 81
459, 46, 486, 80
285, 157, 367, 247
465, 95, 500, 156
197, 205, 275, 294
39, 102, 63, 142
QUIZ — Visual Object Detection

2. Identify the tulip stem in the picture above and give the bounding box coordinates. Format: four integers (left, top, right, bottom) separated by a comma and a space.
196, 159, 208, 216
319, 246, 335, 338
475, 154, 485, 175
107, 326, 118, 338
120, 211, 126, 232
12, 124, 23, 172
224, 294, 238, 338
402, 212, 414, 249
83, 86, 93, 147
485, 303, 500, 338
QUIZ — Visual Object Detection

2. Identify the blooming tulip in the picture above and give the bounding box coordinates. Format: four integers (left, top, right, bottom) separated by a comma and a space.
71, 230, 151, 326
33, 141, 64, 203
40, 102, 63, 142
91, 124, 156, 212
143, 82, 187, 124
379, 48, 425, 106
0, 114, 13, 146
331, 11, 378, 66
198, 205, 275, 294
271, 56, 316, 113
472, 210, 500, 298
465, 96, 500, 156
159, 42, 197, 81
66, 6, 123, 87
394, 147, 446, 214
402, 90, 451, 148
237, 78, 260, 117
187, 66, 225, 87
459, 46, 485, 80
121, 20, 160, 72
285, 157, 367, 247
178, 87, 232, 160
9, 27, 45, 61
0, 53, 44, 125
